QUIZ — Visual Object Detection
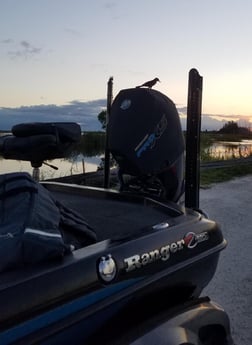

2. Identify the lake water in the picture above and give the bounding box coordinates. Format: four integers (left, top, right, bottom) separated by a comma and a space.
1, 140, 252, 180
0, 154, 101, 180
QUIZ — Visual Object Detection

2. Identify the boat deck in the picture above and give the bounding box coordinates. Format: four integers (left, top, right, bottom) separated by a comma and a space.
50, 186, 181, 241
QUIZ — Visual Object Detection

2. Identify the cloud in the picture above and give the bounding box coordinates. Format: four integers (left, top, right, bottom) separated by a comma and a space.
64, 28, 83, 38
103, 2, 116, 10
1, 98, 249, 132
4, 40, 42, 59
0, 99, 107, 131
103, 2, 121, 20
177, 106, 224, 130
178, 114, 225, 131
176, 106, 252, 131
1, 38, 13, 44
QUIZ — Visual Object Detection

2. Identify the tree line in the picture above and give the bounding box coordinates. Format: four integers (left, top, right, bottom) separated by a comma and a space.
218, 121, 251, 135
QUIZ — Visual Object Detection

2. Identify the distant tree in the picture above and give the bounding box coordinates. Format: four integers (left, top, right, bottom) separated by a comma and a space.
219, 121, 239, 134
237, 126, 251, 136
219, 121, 252, 135
98, 110, 107, 130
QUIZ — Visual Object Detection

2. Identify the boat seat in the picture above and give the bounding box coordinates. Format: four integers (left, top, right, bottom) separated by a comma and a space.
0, 122, 81, 164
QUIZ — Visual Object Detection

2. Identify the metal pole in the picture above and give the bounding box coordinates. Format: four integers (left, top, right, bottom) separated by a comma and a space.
185, 68, 203, 209
104, 77, 113, 188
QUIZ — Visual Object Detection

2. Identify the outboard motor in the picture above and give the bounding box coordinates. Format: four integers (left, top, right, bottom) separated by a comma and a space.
108, 88, 185, 202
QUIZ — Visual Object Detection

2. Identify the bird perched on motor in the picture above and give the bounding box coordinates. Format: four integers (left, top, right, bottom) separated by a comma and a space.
136, 77, 160, 89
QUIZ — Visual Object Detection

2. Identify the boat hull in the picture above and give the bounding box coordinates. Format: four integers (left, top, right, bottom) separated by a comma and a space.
0, 183, 226, 344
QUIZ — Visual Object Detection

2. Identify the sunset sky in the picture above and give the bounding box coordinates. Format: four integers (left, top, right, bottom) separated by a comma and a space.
1, 0, 251, 129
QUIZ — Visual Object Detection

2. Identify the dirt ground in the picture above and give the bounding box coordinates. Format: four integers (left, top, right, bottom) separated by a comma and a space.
200, 175, 252, 345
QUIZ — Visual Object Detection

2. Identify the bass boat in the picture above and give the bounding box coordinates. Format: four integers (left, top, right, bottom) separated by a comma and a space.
0, 70, 233, 344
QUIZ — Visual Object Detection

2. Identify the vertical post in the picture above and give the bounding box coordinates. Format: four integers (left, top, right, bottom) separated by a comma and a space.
32, 167, 40, 182
185, 68, 203, 209
104, 77, 113, 188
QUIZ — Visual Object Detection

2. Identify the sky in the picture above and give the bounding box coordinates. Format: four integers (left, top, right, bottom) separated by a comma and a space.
1, 0, 252, 130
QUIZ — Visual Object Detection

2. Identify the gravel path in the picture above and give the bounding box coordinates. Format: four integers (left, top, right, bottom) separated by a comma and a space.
200, 175, 252, 345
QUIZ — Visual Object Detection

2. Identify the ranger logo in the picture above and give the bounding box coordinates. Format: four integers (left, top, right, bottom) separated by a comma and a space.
124, 232, 209, 272
183, 232, 209, 249
124, 239, 184, 272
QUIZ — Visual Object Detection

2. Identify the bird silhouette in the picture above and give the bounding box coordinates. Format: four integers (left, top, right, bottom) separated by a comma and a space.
136, 77, 160, 88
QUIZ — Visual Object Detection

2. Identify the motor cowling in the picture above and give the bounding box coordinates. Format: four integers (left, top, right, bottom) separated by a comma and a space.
108, 88, 185, 201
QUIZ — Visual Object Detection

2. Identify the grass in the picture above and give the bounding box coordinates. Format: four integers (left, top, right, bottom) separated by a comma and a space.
200, 131, 252, 144
200, 164, 252, 187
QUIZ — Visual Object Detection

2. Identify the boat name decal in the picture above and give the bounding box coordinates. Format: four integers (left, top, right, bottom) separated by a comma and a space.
124, 238, 184, 272
124, 232, 209, 272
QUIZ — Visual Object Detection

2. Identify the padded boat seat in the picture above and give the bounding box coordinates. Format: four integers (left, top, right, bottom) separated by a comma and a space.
0, 122, 81, 163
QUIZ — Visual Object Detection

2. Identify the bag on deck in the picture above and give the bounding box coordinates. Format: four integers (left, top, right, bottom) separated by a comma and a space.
0, 172, 97, 273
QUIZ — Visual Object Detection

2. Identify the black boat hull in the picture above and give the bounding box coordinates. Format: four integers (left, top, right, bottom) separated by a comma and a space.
0, 182, 226, 344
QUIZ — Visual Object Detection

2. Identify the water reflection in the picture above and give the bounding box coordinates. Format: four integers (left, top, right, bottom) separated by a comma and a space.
0, 155, 101, 180
0, 131, 105, 179
205, 140, 252, 160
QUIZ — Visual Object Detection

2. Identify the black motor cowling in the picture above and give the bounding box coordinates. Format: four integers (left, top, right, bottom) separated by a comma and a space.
108, 88, 185, 201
